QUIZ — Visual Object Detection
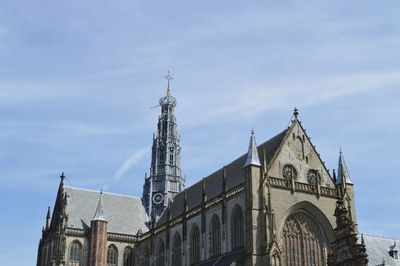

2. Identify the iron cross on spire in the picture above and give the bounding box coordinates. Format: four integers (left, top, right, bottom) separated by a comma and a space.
164, 70, 173, 90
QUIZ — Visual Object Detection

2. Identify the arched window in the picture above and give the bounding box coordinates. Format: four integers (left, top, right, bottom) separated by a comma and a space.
156, 241, 165, 266
69, 240, 82, 266
107, 245, 118, 266
210, 215, 221, 257
172, 233, 182, 266
271, 251, 281, 266
231, 205, 244, 250
282, 213, 326, 266
143, 246, 150, 266
123, 247, 134, 266
190, 224, 200, 264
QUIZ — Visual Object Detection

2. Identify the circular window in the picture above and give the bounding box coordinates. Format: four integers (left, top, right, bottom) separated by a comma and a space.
152, 192, 164, 205
282, 165, 297, 180
307, 169, 320, 185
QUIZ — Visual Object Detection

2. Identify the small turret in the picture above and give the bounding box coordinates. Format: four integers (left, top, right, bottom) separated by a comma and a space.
243, 130, 261, 168
89, 190, 108, 266
243, 129, 266, 263
92, 190, 106, 222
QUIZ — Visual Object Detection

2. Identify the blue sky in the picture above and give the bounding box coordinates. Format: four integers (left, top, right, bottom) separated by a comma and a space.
0, 1, 400, 264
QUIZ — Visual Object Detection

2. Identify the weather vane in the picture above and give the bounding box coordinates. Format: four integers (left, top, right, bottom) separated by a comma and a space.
164, 70, 173, 90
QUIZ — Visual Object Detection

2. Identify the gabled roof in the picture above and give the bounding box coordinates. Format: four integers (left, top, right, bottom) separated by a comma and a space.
64, 186, 148, 235
157, 129, 288, 226
362, 234, 400, 266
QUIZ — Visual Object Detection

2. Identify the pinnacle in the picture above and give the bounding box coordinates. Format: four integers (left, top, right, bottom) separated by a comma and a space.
92, 190, 107, 222
243, 129, 261, 168
337, 149, 353, 185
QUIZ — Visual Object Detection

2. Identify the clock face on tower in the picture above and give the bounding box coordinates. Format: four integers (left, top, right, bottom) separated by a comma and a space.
152, 192, 164, 205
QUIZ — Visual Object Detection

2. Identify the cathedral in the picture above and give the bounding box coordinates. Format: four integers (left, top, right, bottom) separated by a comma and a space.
37, 76, 399, 266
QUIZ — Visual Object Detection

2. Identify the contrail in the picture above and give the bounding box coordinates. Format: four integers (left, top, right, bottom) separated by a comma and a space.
114, 147, 149, 180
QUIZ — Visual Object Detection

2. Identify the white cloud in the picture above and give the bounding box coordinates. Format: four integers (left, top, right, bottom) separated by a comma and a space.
179, 70, 400, 127
113, 147, 149, 181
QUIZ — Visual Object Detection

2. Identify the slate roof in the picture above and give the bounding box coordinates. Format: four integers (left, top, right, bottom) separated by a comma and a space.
157, 129, 288, 226
64, 186, 148, 235
362, 234, 400, 266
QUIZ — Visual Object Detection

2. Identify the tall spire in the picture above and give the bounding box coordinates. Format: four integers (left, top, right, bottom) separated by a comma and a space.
142, 72, 184, 220
244, 129, 261, 167
92, 190, 106, 222
337, 149, 353, 185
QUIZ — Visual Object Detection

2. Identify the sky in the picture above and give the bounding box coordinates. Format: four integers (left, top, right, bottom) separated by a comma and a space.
0, 0, 399, 264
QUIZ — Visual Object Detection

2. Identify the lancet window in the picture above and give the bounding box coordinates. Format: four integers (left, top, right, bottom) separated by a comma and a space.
271, 251, 281, 266
210, 214, 221, 257
156, 241, 165, 266
123, 247, 134, 266
69, 240, 82, 266
106, 245, 118, 266
172, 233, 182, 266
231, 205, 244, 250
143, 246, 150, 266
190, 224, 200, 264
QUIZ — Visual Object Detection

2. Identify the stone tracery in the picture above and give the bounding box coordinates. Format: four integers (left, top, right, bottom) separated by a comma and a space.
281, 213, 326, 266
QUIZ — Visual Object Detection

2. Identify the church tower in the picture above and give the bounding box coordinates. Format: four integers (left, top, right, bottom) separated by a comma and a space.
142, 71, 185, 220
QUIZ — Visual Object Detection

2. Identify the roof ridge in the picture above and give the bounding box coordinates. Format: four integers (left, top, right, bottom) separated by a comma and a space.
64, 186, 141, 199
362, 233, 400, 241
208, 128, 288, 177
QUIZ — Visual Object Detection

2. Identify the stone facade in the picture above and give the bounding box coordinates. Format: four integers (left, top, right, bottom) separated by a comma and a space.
135, 113, 356, 266
37, 83, 385, 266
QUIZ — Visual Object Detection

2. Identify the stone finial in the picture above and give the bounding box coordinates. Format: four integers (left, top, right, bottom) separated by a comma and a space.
92, 190, 107, 222
45, 206, 51, 230
243, 129, 261, 168
60, 171, 65, 184
164, 70, 173, 91
293, 107, 299, 119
